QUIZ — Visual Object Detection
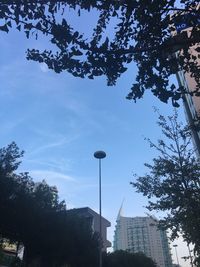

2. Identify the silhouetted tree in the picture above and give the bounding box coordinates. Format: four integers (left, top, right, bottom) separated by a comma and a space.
103, 250, 156, 267
0, 142, 99, 267
131, 111, 200, 266
0, 1, 199, 105
22, 210, 99, 267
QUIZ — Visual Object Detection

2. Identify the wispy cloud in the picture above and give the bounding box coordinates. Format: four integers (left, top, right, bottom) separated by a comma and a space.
28, 170, 97, 202
29, 169, 76, 182
1, 116, 27, 134
28, 133, 80, 156
24, 157, 73, 173
29, 138, 69, 155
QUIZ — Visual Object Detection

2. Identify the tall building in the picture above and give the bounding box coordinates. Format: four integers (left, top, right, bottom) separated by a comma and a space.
176, 68, 200, 156
68, 207, 111, 251
174, 9, 200, 155
113, 211, 172, 267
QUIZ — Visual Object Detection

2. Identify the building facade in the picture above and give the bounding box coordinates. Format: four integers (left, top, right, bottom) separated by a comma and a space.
176, 69, 200, 156
174, 8, 200, 156
69, 207, 111, 251
113, 213, 172, 267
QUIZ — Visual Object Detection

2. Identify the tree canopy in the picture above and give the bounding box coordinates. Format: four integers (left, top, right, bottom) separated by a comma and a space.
131, 111, 200, 265
0, 142, 99, 267
0, 1, 199, 105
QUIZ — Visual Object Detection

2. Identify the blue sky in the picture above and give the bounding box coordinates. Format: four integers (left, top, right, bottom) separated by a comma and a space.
0, 19, 190, 266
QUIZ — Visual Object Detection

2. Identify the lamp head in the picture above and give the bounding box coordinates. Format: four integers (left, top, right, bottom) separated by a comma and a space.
94, 151, 106, 159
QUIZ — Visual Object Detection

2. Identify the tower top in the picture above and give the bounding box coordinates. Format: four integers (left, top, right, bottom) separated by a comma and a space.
117, 199, 125, 221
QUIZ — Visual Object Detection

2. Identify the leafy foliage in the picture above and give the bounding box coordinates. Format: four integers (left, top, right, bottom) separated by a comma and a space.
103, 250, 156, 267
131, 111, 200, 265
0, 142, 99, 267
0, 1, 199, 105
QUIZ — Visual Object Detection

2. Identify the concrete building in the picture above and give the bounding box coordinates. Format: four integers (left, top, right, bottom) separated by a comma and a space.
68, 207, 111, 251
113, 211, 172, 267
174, 9, 200, 155
176, 68, 200, 156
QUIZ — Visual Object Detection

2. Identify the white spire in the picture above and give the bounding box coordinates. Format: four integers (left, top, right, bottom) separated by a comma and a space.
117, 198, 125, 221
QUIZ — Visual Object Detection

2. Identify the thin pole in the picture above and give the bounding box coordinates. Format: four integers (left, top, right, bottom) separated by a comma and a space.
174, 245, 180, 266
99, 158, 102, 267
187, 244, 194, 267
94, 150, 106, 267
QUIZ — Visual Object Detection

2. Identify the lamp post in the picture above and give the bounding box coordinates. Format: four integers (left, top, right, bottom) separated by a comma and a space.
187, 244, 194, 267
94, 150, 106, 267
173, 244, 180, 266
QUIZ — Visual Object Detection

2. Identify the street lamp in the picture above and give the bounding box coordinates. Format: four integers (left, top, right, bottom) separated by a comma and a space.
173, 244, 180, 266
94, 150, 106, 267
